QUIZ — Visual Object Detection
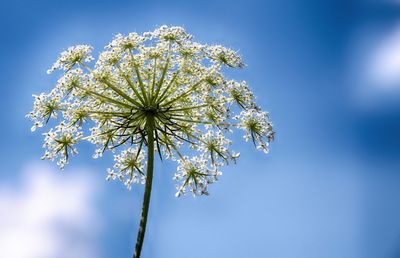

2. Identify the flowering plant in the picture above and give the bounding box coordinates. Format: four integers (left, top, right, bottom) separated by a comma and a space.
28, 25, 274, 258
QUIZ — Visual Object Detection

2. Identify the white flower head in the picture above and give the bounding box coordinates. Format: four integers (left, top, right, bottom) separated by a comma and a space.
207, 45, 244, 68
41, 122, 82, 170
47, 45, 94, 74
235, 109, 274, 154
107, 147, 146, 190
28, 25, 274, 195
145, 25, 192, 43
174, 156, 221, 197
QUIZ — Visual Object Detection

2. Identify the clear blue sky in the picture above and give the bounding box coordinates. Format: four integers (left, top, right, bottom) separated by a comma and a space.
1, 0, 400, 258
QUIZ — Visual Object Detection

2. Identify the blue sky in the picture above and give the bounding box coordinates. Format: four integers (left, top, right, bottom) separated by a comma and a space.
1, 0, 400, 258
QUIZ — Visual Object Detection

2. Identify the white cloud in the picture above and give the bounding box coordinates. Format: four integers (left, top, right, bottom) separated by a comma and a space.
368, 23, 400, 88
0, 162, 102, 258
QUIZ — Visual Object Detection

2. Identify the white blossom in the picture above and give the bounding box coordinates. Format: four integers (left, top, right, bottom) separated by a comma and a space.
235, 109, 274, 154
41, 122, 82, 170
107, 147, 146, 190
197, 130, 239, 166
28, 25, 274, 195
106, 32, 146, 52
173, 156, 221, 197
225, 80, 255, 109
26, 92, 65, 132
207, 45, 244, 68
145, 25, 192, 42
47, 45, 94, 74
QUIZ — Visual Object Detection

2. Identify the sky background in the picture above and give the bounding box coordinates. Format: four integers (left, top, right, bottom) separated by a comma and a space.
1, 0, 400, 257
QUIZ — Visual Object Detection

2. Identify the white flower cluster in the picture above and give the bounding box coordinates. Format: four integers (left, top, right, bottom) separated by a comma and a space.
54, 68, 88, 96
197, 130, 239, 166
27, 92, 64, 132
145, 25, 192, 42
106, 32, 146, 51
207, 45, 244, 68
173, 156, 221, 197
106, 147, 146, 190
41, 122, 82, 169
28, 25, 274, 196
47, 45, 94, 74
235, 109, 274, 154
172, 130, 241, 197
225, 80, 255, 109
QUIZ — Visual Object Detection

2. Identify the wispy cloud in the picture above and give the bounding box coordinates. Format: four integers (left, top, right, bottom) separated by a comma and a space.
0, 162, 102, 258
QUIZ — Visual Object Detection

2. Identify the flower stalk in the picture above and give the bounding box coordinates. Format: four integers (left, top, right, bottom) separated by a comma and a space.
134, 115, 155, 258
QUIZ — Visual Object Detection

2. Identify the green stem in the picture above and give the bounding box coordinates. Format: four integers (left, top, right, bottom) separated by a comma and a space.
133, 115, 155, 258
